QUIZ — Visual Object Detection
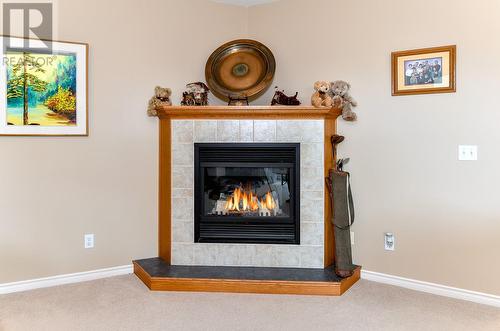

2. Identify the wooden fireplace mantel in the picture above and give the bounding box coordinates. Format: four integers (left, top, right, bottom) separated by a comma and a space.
134, 105, 361, 296
156, 105, 342, 120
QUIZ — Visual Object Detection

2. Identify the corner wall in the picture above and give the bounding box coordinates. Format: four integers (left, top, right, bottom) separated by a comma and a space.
3, 0, 500, 297
0, 0, 247, 283
248, 0, 500, 295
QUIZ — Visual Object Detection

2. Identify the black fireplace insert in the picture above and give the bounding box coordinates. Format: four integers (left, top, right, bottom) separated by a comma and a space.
194, 143, 300, 244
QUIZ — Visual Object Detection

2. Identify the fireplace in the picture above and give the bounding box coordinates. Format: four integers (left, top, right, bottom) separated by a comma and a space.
194, 143, 300, 244
136, 109, 363, 295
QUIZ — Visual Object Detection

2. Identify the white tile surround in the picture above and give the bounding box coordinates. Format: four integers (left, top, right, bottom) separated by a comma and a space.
171, 120, 325, 268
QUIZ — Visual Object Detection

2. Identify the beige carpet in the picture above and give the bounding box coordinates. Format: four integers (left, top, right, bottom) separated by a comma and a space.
1, 275, 499, 331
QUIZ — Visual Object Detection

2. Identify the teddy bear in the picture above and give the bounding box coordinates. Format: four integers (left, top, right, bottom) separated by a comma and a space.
147, 86, 172, 116
330, 80, 358, 121
311, 81, 334, 108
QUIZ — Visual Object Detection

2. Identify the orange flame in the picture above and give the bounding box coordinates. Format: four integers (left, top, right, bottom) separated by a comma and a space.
225, 186, 267, 212
261, 191, 276, 210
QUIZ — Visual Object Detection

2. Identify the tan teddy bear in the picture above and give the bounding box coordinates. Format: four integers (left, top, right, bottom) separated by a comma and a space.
330, 80, 358, 121
311, 81, 334, 108
147, 86, 172, 116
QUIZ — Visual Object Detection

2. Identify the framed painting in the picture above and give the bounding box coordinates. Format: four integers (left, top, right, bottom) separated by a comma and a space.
0, 36, 88, 136
391, 45, 456, 96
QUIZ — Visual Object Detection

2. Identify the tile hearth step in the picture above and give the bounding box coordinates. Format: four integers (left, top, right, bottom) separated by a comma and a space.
133, 258, 361, 296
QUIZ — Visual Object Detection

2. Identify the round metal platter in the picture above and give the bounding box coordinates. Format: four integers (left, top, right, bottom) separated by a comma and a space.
205, 39, 276, 101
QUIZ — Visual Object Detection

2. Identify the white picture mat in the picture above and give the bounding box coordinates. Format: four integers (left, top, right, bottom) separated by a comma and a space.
0, 36, 87, 135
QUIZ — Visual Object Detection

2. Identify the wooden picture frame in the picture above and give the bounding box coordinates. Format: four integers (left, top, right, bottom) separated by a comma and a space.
0, 35, 88, 136
391, 45, 456, 96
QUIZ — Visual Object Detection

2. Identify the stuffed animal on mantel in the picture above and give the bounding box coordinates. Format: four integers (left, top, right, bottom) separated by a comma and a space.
147, 86, 172, 116
311, 81, 334, 108
181, 82, 210, 106
330, 80, 358, 121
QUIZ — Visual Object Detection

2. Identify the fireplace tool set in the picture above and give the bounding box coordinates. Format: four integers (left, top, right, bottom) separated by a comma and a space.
325, 135, 356, 277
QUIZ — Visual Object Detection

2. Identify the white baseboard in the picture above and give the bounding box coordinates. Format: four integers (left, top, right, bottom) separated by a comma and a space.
0, 264, 133, 295
2, 265, 499, 308
361, 270, 500, 308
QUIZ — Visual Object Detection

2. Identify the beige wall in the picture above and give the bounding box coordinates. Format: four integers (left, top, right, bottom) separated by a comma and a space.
0, 0, 247, 283
248, 0, 500, 295
2, 0, 500, 296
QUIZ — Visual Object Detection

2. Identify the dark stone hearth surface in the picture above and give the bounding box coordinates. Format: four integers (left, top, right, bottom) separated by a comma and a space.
135, 257, 344, 282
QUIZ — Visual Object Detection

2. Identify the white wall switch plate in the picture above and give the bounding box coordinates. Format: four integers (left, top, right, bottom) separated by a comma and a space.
458, 145, 478, 161
84, 234, 94, 248
384, 232, 395, 251
350, 231, 355, 245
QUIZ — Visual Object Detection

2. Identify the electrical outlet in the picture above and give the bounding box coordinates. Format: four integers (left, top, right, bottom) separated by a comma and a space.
384, 233, 394, 251
84, 234, 94, 248
458, 145, 478, 161
350, 231, 355, 245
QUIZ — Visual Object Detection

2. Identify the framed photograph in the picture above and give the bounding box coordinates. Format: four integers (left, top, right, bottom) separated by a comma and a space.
0, 36, 88, 136
391, 45, 455, 96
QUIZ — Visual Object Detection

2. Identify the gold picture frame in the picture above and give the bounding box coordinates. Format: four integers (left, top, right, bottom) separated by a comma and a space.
391, 45, 456, 96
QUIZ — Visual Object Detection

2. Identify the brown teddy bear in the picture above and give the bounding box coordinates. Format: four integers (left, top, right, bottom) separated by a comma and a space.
311, 81, 334, 108
330, 80, 358, 121
147, 86, 172, 116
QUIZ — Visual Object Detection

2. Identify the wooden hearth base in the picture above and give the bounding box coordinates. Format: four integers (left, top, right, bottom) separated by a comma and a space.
134, 258, 360, 296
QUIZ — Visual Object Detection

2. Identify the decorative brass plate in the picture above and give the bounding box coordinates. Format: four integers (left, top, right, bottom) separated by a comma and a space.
205, 39, 276, 101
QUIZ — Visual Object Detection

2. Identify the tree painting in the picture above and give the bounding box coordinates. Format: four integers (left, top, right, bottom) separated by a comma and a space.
7, 52, 48, 125
6, 51, 77, 126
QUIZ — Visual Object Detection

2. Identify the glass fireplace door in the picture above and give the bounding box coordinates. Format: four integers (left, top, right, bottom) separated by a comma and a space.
203, 165, 292, 218
194, 143, 300, 244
